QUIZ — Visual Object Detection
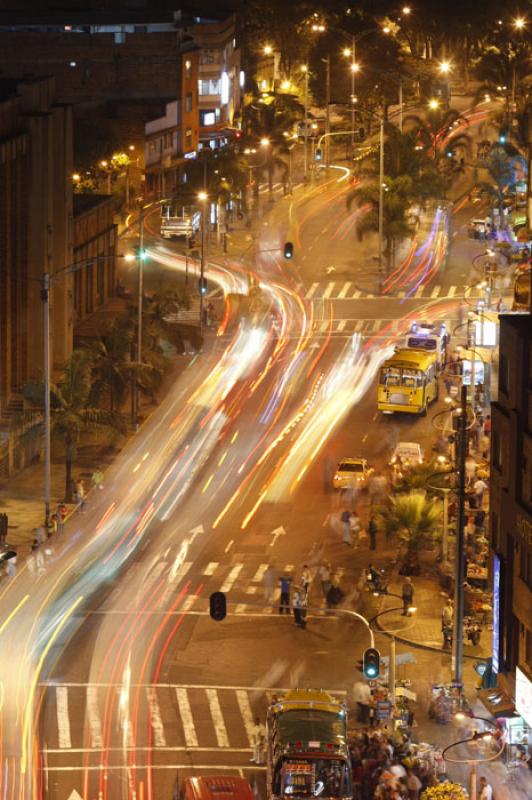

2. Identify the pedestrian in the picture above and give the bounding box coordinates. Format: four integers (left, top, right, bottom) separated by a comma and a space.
465, 455, 476, 486
34, 525, 46, 546
368, 516, 378, 551
250, 717, 266, 764
292, 586, 307, 629
474, 508, 486, 529
300, 564, 311, 593
6, 552, 17, 578
441, 599, 453, 632
57, 502, 68, 521
480, 433, 490, 460
406, 769, 422, 800
318, 561, 332, 599
350, 511, 361, 549
49, 512, 59, 537
326, 573, 344, 607
75, 478, 85, 511
278, 574, 292, 614
474, 477, 488, 507
478, 777, 493, 800
401, 577, 414, 616
341, 509, 352, 545
484, 414, 491, 435
91, 468, 104, 491
263, 564, 276, 604
32, 540, 45, 576
353, 680, 372, 724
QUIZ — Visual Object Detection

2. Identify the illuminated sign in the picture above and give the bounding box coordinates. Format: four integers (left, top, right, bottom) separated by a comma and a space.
474, 319, 497, 347
221, 71, 230, 105
492, 554, 501, 673
516, 667, 532, 728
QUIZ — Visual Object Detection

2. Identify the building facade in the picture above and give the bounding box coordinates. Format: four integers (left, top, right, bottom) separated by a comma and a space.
0, 76, 73, 474
72, 194, 117, 323
182, 14, 242, 148
490, 314, 532, 686
145, 49, 200, 198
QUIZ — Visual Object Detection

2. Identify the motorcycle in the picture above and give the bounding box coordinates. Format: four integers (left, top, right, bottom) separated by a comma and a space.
366, 568, 388, 594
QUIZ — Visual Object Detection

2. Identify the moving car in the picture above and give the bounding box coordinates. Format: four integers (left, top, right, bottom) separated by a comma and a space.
333, 458, 373, 490
179, 777, 254, 800
389, 442, 424, 466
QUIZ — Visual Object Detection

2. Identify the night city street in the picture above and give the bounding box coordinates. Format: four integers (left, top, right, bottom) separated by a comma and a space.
0, 3, 531, 800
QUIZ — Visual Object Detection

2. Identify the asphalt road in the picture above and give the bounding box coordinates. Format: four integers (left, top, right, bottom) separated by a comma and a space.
0, 123, 508, 800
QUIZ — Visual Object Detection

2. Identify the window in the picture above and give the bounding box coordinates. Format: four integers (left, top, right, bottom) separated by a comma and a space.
201, 110, 216, 126
199, 79, 220, 96
186, 92, 193, 113
163, 133, 173, 149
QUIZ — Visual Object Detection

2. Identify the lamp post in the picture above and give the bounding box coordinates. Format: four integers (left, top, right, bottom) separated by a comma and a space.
451, 383, 468, 686
378, 113, 384, 273
438, 60, 452, 104
197, 191, 208, 335
301, 65, 309, 179
444, 714, 503, 800
134, 201, 145, 427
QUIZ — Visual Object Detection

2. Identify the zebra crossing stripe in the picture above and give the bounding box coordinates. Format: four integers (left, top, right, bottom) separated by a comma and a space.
236, 690, 255, 747
251, 564, 268, 583
235, 604, 248, 613
352, 290, 361, 299
203, 562, 218, 576
221, 564, 244, 593
397, 291, 406, 298
337, 320, 347, 331
147, 687, 167, 747
448, 286, 457, 297
430, 286, 442, 299
338, 282, 352, 298
56, 686, 72, 749
305, 283, 319, 299
181, 595, 197, 612
86, 687, 103, 748
414, 286, 425, 298
318, 321, 329, 333
206, 689, 230, 747
175, 688, 198, 747
323, 282, 335, 299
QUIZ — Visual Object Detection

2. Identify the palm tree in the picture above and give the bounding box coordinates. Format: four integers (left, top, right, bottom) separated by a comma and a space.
86, 318, 136, 413
403, 107, 472, 162
474, 143, 521, 213
379, 491, 441, 554
347, 176, 420, 273
24, 350, 124, 501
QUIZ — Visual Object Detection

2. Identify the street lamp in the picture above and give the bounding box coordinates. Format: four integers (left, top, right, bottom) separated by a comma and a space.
513, 16, 526, 29
263, 44, 273, 55
301, 65, 309, 179
197, 191, 208, 334
438, 60, 452, 103
443, 715, 503, 800
428, 98, 440, 110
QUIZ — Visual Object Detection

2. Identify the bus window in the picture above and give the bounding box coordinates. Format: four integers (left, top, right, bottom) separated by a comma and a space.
380, 366, 401, 386
402, 369, 422, 388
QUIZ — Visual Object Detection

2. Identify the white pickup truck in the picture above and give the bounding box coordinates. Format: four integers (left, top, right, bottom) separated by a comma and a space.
160, 204, 201, 239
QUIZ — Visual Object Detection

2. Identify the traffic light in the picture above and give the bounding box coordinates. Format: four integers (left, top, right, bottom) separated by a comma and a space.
199, 277, 208, 294
209, 591, 227, 621
358, 127, 365, 142
498, 130, 507, 144
362, 647, 380, 679
283, 242, 294, 260
136, 246, 148, 261
315, 148, 322, 161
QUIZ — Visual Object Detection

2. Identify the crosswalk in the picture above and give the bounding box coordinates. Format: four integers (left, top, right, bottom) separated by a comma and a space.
42, 683, 347, 753
310, 316, 458, 337
303, 281, 483, 301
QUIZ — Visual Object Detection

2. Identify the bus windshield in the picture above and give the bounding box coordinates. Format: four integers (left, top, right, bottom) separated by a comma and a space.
380, 366, 423, 388
277, 758, 350, 799
406, 336, 437, 351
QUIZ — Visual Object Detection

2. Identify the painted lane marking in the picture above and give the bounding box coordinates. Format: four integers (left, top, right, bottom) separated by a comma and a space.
338, 282, 352, 298
236, 690, 255, 747
220, 564, 243, 593
203, 562, 219, 576
147, 687, 167, 747
86, 687, 103, 748
206, 689, 230, 747
175, 688, 198, 747
56, 686, 72, 749
305, 283, 319, 299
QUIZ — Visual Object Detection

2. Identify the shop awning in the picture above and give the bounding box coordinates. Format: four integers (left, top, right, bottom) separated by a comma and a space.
478, 687, 515, 717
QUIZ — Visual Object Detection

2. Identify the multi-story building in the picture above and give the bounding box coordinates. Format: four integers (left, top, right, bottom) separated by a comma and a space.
0, 75, 73, 474
144, 48, 200, 198
72, 194, 117, 324
489, 313, 532, 721
181, 14, 242, 149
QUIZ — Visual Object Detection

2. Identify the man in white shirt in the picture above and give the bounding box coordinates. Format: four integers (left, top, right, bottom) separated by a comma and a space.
353, 680, 372, 724
479, 776, 493, 800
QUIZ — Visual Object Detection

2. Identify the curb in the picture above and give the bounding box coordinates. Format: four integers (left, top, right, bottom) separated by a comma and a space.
374, 613, 490, 662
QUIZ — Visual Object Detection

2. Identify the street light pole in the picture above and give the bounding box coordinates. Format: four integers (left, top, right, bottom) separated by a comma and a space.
303, 66, 309, 180
198, 192, 208, 335
42, 273, 51, 528
325, 56, 331, 169
451, 383, 468, 685
378, 113, 385, 273
134, 202, 145, 427
351, 35, 356, 155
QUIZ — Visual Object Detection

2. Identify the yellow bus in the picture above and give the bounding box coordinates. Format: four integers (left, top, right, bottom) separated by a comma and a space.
378, 348, 439, 415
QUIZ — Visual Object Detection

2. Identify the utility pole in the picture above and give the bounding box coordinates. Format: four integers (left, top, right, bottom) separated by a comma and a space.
198, 194, 207, 335
351, 35, 356, 156
134, 202, 145, 427
378, 113, 385, 274
303, 66, 309, 180
325, 56, 331, 169
398, 80, 403, 132
452, 383, 468, 685
41, 273, 51, 528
